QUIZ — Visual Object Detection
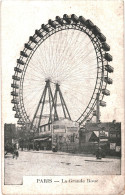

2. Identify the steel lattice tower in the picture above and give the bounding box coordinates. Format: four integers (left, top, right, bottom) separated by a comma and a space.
31, 80, 71, 132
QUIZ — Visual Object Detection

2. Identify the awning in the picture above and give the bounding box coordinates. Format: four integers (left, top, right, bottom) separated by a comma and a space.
34, 137, 50, 141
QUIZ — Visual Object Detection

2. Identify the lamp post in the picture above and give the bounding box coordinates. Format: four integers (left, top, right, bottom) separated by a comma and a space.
30, 130, 35, 150
96, 93, 101, 148
97, 121, 101, 149
96, 93, 100, 123
21, 125, 25, 151
96, 93, 102, 159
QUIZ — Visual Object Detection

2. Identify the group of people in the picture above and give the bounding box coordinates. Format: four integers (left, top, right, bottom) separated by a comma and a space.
5, 143, 19, 159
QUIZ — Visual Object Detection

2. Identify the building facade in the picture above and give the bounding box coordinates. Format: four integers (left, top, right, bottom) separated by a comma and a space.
52, 119, 79, 152
4, 123, 17, 145
79, 122, 121, 156
32, 119, 79, 152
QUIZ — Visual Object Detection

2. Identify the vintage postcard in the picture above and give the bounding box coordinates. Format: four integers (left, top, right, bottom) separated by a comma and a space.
1, 0, 125, 194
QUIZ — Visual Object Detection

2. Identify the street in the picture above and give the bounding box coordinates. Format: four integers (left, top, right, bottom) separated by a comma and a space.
5, 150, 121, 185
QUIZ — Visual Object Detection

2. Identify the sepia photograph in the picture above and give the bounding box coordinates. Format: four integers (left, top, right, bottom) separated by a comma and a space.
1, 0, 124, 194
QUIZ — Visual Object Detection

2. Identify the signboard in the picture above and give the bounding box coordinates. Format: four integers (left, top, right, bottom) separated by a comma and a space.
53, 124, 66, 133
100, 131, 107, 136
53, 125, 65, 129
67, 127, 78, 132
100, 139, 108, 142
116, 146, 121, 152
53, 129, 66, 133
110, 133, 116, 138
110, 143, 116, 150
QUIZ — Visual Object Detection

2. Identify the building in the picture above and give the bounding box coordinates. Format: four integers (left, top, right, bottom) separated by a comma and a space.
33, 131, 52, 150
79, 121, 121, 156
32, 119, 79, 152
4, 123, 17, 145
52, 119, 79, 152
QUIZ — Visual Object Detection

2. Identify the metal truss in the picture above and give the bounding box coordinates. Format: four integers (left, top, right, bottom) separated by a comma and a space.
11, 14, 113, 128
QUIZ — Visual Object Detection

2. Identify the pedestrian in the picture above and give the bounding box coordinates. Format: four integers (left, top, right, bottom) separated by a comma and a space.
96, 147, 102, 159
13, 149, 19, 159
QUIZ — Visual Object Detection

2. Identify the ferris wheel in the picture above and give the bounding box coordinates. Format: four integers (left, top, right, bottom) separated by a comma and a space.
11, 14, 113, 129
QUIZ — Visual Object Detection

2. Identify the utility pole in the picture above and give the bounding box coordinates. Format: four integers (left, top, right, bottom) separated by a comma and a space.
96, 93, 100, 123
96, 93, 103, 159
96, 93, 101, 149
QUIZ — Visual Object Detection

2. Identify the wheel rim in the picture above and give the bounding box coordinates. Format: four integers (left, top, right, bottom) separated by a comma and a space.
11, 16, 111, 126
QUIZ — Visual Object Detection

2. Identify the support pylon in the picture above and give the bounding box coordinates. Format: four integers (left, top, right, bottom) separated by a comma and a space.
31, 80, 71, 132
96, 93, 100, 123
31, 80, 58, 132
49, 83, 71, 122
96, 93, 101, 150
